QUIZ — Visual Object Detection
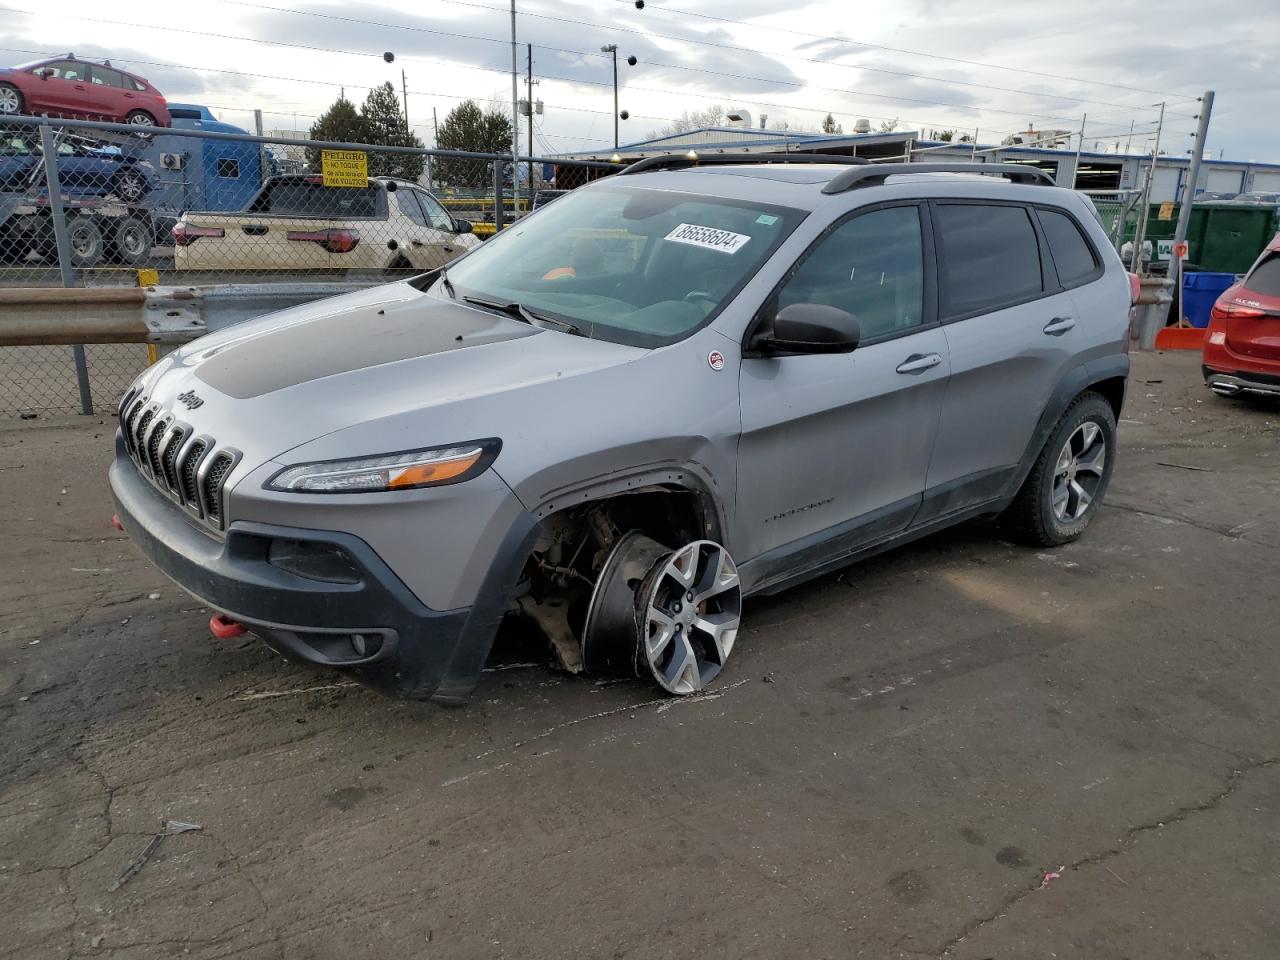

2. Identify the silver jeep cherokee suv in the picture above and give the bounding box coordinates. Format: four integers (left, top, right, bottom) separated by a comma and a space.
111, 156, 1130, 703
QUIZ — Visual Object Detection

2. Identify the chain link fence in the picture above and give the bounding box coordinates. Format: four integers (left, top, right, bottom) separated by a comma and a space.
0, 115, 616, 415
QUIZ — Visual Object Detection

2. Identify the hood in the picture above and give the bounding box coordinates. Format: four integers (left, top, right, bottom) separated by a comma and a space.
137, 282, 646, 473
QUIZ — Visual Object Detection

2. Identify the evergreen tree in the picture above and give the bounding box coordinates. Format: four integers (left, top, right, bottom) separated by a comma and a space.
305, 96, 371, 170
360, 82, 425, 182
435, 100, 515, 189
821, 113, 843, 135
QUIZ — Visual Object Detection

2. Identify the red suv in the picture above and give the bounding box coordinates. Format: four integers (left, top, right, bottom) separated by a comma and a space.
0, 55, 170, 129
1203, 234, 1280, 399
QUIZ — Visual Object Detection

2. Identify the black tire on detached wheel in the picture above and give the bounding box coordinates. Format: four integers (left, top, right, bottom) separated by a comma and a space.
999, 391, 1116, 547
66, 217, 105, 269
111, 216, 152, 265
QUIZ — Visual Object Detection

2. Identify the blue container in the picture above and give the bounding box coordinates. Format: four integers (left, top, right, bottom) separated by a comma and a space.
1182, 271, 1236, 328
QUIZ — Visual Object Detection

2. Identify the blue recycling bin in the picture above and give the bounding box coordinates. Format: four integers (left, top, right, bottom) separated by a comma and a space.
1182, 271, 1236, 328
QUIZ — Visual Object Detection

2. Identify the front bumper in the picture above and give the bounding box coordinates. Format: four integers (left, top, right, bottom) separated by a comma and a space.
1203, 365, 1280, 398
110, 445, 538, 703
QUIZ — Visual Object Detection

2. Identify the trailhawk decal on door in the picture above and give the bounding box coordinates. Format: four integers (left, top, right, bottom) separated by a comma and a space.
664, 223, 751, 254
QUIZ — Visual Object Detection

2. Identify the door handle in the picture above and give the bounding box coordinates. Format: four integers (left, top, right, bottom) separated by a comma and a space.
895, 352, 943, 375
1043, 316, 1076, 335
411, 239, 425, 247
442, 246, 455, 253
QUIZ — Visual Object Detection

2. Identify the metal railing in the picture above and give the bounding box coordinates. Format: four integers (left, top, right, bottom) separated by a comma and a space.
0, 115, 617, 414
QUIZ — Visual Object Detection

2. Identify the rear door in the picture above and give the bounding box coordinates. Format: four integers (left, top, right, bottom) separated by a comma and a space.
919, 200, 1081, 521
84, 66, 130, 121
737, 202, 949, 578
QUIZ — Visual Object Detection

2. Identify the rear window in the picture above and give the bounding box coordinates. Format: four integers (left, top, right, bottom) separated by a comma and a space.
251, 180, 379, 217
1245, 253, 1280, 297
936, 203, 1043, 318
1039, 209, 1099, 287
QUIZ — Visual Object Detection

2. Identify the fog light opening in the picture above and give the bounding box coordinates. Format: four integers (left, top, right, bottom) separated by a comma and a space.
351, 633, 367, 657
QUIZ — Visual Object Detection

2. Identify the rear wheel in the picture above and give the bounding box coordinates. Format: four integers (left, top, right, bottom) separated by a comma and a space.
113, 169, 148, 203
0, 84, 23, 116
1000, 391, 1116, 547
125, 110, 156, 138
66, 217, 105, 268
111, 216, 152, 265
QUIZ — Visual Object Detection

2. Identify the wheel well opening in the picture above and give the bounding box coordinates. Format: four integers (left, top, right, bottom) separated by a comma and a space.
499, 488, 713, 673
1090, 376, 1126, 420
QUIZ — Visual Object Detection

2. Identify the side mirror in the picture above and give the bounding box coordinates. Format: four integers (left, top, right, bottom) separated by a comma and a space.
454, 219, 473, 235
753, 302, 860, 355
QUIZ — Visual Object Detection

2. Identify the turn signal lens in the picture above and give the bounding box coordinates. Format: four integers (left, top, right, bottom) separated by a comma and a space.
266, 440, 499, 494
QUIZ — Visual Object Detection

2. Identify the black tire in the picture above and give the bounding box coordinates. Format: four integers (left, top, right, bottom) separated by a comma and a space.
111, 216, 152, 265
0, 83, 24, 116
999, 391, 1117, 547
66, 217, 105, 269
113, 169, 148, 203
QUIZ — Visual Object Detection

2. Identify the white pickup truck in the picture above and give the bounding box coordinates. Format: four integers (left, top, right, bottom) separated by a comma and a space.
172, 174, 480, 273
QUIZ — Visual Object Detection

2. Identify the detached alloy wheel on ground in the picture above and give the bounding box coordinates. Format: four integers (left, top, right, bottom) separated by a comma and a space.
639, 540, 742, 695
1001, 391, 1117, 547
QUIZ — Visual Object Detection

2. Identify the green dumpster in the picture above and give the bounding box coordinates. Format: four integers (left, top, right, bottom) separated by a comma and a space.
1118, 201, 1278, 273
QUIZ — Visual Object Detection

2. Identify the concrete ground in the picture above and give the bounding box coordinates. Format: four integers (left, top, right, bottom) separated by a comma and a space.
2, 350, 1278, 960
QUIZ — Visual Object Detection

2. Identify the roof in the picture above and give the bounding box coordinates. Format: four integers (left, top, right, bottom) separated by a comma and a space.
557, 127, 918, 160
911, 139, 1280, 172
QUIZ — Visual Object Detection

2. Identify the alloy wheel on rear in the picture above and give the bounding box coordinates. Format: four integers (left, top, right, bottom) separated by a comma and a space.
1051, 421, 1106, 522
641, 540, 741, 695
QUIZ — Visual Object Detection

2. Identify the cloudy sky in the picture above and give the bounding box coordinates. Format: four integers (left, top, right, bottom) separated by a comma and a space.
1, 0, 1274, 160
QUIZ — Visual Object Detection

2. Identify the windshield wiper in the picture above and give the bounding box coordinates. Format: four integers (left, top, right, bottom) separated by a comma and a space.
461, 295, 583, 336
437, 267, 456, 299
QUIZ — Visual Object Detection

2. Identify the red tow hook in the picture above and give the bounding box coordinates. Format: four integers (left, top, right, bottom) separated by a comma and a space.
209, 614, 247, 639
111, 513, 125, 532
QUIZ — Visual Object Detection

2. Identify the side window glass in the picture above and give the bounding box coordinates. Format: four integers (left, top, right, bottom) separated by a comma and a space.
1038, 209, 1099, 287
936, 204, 1043, 318
777, 205, 924, 341
91, 67, 126, 88
42, 61, 84, 81
396, 190, 428, 227
417, 192, 456, 232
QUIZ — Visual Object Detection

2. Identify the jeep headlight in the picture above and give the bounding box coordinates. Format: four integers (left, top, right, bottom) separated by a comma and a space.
267, 440, 500, 493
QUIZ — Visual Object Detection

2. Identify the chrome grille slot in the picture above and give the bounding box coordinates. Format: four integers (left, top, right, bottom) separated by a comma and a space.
145, 416, 172, 476
123, 397, 148, 454
132, 407, 156, 461
202, 453, 235, 523
180, 440, 208, 505
159, 427, 187, 492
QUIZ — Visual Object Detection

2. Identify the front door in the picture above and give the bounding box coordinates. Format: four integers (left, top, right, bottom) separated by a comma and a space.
736, 203, 949, 585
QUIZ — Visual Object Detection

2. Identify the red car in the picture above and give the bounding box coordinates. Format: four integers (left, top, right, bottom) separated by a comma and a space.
1203, 234, 1280, 399
0, 55, 170, 129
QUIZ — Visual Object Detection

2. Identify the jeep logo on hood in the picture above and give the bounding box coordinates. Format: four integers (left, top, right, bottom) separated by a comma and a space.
176, 390, 204, 410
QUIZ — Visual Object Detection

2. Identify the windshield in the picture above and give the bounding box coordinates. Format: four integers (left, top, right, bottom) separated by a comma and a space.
440, 184, 806, 347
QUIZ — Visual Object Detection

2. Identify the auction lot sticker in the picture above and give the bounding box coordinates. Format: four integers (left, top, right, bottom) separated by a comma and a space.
321, 149, 369, 188
665, 223, 751, 254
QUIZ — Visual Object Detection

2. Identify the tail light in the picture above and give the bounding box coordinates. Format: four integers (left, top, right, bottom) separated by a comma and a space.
1127, 271, 1141, 305
287, 229, 361, 254
1210, 299, 1265, 322
172, 223, 225, 246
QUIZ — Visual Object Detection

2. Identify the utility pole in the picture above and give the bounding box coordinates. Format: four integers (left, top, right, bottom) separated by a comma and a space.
401, 70, 409, 135
1169, 91, 1215, 319
1133, 103, 1165, 273
510, 0, 520, 211
970, 127, 979, 161
1124, 119, 1135, 155
601, 44, 619, 148
1070, 113, 1086, 188
527, 43, 534, 161
429, 106, 439, 189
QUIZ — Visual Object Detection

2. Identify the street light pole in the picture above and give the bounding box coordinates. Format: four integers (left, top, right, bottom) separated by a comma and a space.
601, 44, 618, 149
510, 0, 520, 210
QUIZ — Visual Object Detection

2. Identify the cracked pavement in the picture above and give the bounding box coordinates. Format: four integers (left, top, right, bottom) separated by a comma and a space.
3, 351, 1279, 959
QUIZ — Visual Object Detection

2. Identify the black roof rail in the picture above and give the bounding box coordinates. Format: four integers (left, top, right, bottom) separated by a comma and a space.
822, 161, 1056, 194
620, 152, 870, 176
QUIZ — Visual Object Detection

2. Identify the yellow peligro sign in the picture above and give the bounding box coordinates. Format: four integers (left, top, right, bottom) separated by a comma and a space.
321, 149, 369, 188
